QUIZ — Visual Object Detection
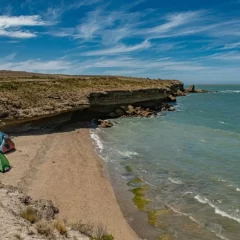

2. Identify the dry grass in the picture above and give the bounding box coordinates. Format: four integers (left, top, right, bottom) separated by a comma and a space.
91, 224, 114, 240
70, 221, 93, 237
20, 207, 38, 224
13, 233, 23, 240
36, 220, 53, 237
53, 220, 68, 236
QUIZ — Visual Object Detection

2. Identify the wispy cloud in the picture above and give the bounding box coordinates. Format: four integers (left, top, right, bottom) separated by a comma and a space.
74, 8, 141, 43
82, 40, 150, 56
212, 51, 240, 60
221, 41, 240, 49
43, 0, 103, 22
2, 53, 17, 61
74, 55, 207, 72
0, 58, 75, 72
146, 11, 205, 35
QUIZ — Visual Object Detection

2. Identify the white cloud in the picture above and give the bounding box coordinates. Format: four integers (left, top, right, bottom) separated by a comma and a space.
0, 15, 46, 28
82, 40, 150, 56
0, 15, 49, 39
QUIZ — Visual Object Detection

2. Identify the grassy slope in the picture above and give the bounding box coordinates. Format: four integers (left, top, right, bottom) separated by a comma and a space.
0, 71, 181, 109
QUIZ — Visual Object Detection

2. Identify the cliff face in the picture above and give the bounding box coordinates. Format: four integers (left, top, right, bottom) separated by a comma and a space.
88, 80, 184, 106
0, 72, 184, 128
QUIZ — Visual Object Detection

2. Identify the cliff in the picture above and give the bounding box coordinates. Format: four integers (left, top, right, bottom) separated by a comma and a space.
0, 71, 184, 128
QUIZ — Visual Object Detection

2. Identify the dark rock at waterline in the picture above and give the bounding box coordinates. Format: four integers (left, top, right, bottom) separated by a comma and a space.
109, 105, 157, 118
98, 119, 113, 128
168, 95, 176, 102
125, 105, 156, 118
161, 103, 176, 112
196, 89, 208, 93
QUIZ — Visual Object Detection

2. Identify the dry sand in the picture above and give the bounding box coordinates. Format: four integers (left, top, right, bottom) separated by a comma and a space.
0, 124, 138, 240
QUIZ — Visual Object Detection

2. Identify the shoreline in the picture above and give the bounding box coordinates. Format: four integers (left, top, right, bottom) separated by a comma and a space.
0, 122, 138, 240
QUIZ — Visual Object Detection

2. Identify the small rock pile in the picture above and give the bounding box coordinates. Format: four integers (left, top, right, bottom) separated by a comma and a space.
108, 104, 176, 120
109, 105, 157, 119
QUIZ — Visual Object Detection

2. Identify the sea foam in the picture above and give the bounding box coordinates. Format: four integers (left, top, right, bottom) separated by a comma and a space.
220, 90, 240, 93
168, 177, 183, 184
90, 130, 104, 152
117, 150, 138, 158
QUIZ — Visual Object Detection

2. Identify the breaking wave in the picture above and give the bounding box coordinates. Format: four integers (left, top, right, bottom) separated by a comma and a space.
194, 195, 240, 223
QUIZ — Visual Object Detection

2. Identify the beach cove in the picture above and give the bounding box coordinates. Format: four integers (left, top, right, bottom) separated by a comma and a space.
0, 122, 138, 240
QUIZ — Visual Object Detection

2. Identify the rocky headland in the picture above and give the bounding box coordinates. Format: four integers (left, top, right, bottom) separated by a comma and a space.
0, 71, 189, 130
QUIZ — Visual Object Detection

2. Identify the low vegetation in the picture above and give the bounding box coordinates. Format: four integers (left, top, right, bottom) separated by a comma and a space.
127, 177, 143, 187
131, 186, 150, 211
36, 220, 53, 237
91, 225, 114, 240
158, 234, 175, 240
20, 206, 38, 224
54, 220, 68, 236
124, 165, 133, 173
70, 220, 93, 237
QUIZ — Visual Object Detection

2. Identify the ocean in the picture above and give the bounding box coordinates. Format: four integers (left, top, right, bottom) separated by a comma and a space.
90, 85, 240, 240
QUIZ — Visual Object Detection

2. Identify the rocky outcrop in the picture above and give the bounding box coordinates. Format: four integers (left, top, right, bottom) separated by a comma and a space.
185, 84, 208, 94
187, 85, 196, 93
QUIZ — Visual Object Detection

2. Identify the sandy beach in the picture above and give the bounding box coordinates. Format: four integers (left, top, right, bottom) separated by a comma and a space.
0, 123, 138, 240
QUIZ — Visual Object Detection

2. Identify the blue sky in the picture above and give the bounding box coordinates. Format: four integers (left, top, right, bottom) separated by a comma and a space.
0, 0, 240, 84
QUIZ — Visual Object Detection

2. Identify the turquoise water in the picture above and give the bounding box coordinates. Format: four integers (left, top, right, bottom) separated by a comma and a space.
90, 85, 240, 240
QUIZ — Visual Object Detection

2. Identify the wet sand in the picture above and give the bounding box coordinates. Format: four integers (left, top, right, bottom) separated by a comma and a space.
0, 123, 138, 240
